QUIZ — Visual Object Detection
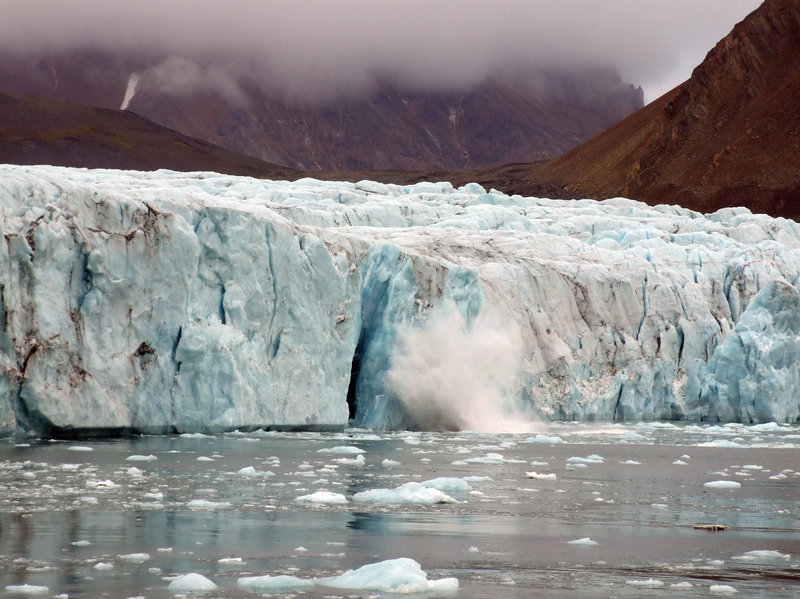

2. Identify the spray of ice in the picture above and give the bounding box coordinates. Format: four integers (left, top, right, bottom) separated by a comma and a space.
386, 302, 540, 433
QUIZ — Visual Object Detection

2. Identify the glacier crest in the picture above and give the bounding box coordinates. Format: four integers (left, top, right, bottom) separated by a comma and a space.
1, 165, 800, 435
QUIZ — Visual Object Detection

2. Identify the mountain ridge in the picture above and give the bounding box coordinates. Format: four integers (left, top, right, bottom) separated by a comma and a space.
532, 0, 800, 218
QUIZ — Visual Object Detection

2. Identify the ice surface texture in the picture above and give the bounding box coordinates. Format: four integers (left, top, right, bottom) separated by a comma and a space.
2, 165, 800, 435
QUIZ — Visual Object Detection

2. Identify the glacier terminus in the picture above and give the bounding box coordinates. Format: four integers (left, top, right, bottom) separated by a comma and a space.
1, 164, 800, 436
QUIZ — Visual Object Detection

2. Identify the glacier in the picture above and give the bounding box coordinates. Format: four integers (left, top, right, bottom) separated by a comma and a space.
1, 164, 800, 436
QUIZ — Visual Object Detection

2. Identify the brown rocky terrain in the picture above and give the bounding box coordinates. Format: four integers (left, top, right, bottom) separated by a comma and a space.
0, 50, 642, 170
531, 0, 800, 219
0, 94, 292, 177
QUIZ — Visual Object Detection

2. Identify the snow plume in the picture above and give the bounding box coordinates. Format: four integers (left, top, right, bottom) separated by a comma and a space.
386, 301, 540, 433
120, 72, 140, 110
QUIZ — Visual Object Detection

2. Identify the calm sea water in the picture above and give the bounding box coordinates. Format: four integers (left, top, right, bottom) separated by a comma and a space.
1, 422, 798, 598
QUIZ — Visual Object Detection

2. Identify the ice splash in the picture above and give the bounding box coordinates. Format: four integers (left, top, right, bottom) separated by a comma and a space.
386, 302, 540, 433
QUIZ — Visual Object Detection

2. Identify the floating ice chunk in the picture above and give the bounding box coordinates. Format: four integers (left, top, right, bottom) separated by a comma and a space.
620, 460, 641, 465
421, 477, 471, 492
238, 574, 313, 590
126, 467, 144, 477
94, 562, 113, 570
236, 466, 275, 477
741, 464, 762, 470
119, 553, 150, 563
179, 433, 212, 439
196, 456, 214, 462
526, 472, 557, 480
186, 499, 232, 509
294, 546, 308, 552
126, 455, 157, 462
85, 479, 118, 489
296, 491, 348, 504
4, 584, 49, 594
61, 464, 81, 471
673, 459, 688, 465
71, 540, 91, 547
567, 454, 604, 464
699, 440, 743, 448
381, 459, 402, 468
462, 453, 523, 464
769, 473, 788, 480
333, 454, 365, 467
732, 550, 790, 561
704, 480, 741, 489
325, 558, 458, 593
218, 557, 244, 564
671, 581, 693, 588
168, 573, 217, 591
525, 434, 564, 444
353, 482, 457, 505
567, 538, 598, 546
710, 584, 739, 594
625, 579, 664, 587
467, 546, 480, 552
317, 446, 364, 455
68, 446, 93, 452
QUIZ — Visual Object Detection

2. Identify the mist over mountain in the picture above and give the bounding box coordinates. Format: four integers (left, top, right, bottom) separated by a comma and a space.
0, 48, 643, 170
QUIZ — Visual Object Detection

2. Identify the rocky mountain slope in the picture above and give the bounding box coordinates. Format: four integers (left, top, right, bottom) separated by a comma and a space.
532, 0, 800, 218
0, 50, 642, 170
0, 93, 293, 177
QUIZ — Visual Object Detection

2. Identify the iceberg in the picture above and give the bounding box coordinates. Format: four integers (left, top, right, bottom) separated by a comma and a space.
2, 165, 800, 436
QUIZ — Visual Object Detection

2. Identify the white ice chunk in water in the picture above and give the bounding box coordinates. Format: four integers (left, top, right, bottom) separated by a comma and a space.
625, 579, 664, 587
168, 573, 218, 591
710, 584, 739, 594
317, 446, 364, 455
119, 553, 150, 562
732, 550, 790, 561
238, 574, 313, 590
186, 499, 232, 510
381, 459, 402, 468
567, 538, 598, 546
325, 558, 458, 593
420, 477, 472, 492
567, 454, 604, 464
126, 455, 157, 462
704, 480, 741, 489
67, 446, 94, 452
94, 562, 113, 570
353, 482, 458, 505
4, 585, 49, 594
526, 472, 557, 480
296, 491, 348, 504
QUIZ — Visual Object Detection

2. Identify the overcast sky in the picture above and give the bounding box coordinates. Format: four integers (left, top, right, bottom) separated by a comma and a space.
0, 1, 762, 103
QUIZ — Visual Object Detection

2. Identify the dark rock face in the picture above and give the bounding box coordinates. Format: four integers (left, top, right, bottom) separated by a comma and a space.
534, 0, 800, 219
0, 49, 643, 170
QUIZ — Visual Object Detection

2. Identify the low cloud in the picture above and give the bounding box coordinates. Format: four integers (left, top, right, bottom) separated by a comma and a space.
0, 1, 761, 102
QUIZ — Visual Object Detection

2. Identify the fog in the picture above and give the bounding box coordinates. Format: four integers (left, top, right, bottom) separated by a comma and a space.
1, 1, 761, 102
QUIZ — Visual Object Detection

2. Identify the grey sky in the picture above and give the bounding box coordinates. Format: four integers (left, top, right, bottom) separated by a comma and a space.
0, 1, 762, 103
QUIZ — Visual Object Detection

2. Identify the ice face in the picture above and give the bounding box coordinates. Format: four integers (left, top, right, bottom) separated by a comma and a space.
2, 165, 800, 435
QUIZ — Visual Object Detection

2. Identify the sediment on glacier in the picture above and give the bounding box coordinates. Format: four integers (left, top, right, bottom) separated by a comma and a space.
2, 165, 800, 436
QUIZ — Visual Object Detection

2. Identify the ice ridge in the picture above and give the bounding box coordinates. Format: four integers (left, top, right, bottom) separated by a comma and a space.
1, 165, 799, 435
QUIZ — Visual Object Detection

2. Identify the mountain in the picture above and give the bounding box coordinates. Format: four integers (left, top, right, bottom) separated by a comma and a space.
0, 49, 643, 170
0, 93, 293, 177
532, 0, 800, 218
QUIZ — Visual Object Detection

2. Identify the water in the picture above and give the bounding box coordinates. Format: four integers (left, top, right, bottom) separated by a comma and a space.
1, 422, 799, 597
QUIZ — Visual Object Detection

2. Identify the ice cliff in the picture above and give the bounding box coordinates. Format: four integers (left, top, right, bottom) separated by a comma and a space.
1, 165, 800, 436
